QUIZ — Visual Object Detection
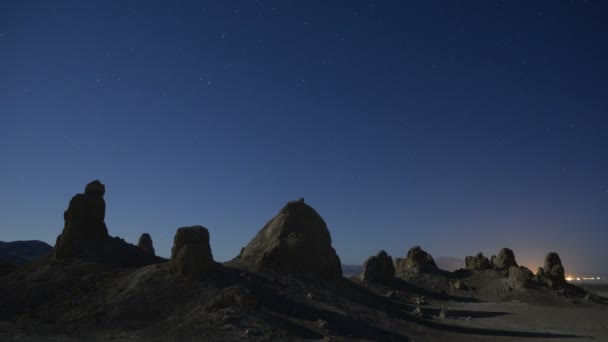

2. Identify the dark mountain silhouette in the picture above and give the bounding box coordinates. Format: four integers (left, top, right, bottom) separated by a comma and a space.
0, 240, 52, 265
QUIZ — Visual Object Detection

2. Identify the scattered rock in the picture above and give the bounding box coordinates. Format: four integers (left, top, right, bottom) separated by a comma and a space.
137, 233, 155, 255
414, 296, 427, 305
170, 226, 214, 280
584, 292, 600, 302
54, 180, 110, 259
492, 248, 518, 270
386, 291, 399, 298
362, 250, 395, 283
395, 246, 437, 274
507, 266, 533, 289
465, 253, 491, 271
239, 199, 342, 280
452, 279, 466, 290
205, 285, 258, 312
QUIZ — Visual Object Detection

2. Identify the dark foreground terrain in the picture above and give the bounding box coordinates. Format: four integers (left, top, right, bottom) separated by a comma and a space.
1, 255, 607, 342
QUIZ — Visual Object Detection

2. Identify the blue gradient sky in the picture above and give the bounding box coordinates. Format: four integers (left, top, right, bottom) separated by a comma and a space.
1, 1, 607, 273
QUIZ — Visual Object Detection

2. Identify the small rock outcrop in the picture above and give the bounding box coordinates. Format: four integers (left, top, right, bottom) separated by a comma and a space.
54, 180, 110, 259
394, 246, 438, 274
507, 266, 533, 289
170, 226, 214, 280
238, 199, 342, 280
492, 248, 518, 270
362, 250, 395, 283
205, 285, 258, 312
536, 252, 566, 288
137, 233, 155, 255
465, 253, 491, 271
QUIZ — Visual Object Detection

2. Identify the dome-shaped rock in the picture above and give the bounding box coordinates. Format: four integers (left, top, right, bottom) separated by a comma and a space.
239, 199, 342, 280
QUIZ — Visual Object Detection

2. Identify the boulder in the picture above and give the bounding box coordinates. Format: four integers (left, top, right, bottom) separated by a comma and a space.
170, 226, 214, 280
536, 252, 566, 288
507, 266, 533, 289
362, 250, 395, 283
492, 248, 518, 270
54, 180, 110, 259
137, 233, 155, 255
238, 199, 342, 280
465, 253, 491, 271
395, 246, 437, 274
543, 252, 565, 280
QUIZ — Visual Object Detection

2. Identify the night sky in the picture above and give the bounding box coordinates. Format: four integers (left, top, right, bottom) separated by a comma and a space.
1, 1, 607, 274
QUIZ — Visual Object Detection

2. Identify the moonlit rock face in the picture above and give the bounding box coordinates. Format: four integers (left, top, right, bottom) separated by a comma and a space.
395, 246, 438, 274
507, 266, 533, 289
239, 200, 342, 280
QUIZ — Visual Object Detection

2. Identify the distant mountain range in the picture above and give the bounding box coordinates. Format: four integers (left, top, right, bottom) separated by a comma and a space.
0, 240, 52, 265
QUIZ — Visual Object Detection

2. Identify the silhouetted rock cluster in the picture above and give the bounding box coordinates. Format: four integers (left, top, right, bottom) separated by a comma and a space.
362, 250, 395, 283
53, 181, 164, 267
238, 199, 342, 280
394, 246, 437, 274
535, 252, 566, 288
465, 253, 491, 271
54, 180, 110, 259
137, 233, 155, 255
170, 226, 215, 280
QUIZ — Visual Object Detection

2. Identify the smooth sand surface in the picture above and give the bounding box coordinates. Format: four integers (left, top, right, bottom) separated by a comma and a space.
419, 300, 608, 342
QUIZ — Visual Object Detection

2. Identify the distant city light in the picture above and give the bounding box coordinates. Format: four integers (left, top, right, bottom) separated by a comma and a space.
565, 276, 603, 282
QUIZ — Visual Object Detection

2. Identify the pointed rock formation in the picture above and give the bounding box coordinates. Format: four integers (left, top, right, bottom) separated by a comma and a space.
362, 250, 395, 283
492, 248, 518, 271
394, 246, 437, 274
137, 233, 155, 255
54, 180, 110, 259
170, 226, 214, 280
238, 199, 342, 280
465, 253, 491, 271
